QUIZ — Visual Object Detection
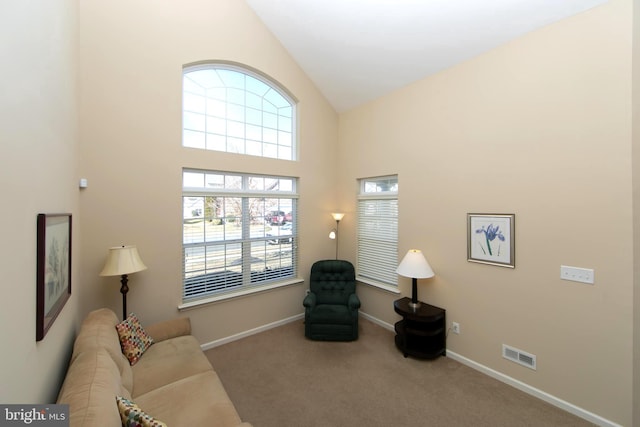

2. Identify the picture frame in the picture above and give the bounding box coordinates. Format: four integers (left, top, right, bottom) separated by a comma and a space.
467, 213, 515, 268
36, 213, 72, 341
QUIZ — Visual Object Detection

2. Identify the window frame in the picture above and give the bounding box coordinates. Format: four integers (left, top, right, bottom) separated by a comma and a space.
356, 175, 400, 293
182, 61, 298, 161
180, 169, 301, 308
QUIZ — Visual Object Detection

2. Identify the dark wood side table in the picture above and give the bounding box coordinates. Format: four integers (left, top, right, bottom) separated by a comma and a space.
393, 297, 446, 359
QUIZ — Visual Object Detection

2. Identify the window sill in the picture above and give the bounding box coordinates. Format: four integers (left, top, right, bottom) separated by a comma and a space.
178, 277, 304, 311
356, 276, 401, 294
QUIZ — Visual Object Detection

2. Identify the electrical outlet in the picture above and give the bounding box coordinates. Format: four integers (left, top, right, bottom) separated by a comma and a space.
452, 322, 460, 334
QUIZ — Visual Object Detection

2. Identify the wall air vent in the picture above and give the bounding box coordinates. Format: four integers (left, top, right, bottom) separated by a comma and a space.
502, 344, 537, 370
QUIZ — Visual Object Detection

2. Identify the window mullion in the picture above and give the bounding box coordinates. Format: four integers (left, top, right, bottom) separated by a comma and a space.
241, 196, 251, 284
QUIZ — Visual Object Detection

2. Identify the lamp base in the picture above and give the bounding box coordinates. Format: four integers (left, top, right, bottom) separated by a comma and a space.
120, 274, 129, 321
408, 300, 422, 310
409, 277, 421, 310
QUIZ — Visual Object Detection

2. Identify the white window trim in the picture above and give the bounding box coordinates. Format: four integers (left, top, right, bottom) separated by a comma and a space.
357, 175, 399, 289
356, 276, 401, 294
182, 169, 299, 303
178, 277, 304, 311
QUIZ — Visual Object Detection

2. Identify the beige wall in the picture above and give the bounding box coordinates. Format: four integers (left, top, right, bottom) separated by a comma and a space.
0, 0, 80, 403
76, 0, 339, 344
339, 0, 633, 425
633, 0, 640, 424
2, 0, 638, 424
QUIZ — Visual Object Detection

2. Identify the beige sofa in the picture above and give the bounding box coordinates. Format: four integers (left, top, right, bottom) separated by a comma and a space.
57, 308, 251, 427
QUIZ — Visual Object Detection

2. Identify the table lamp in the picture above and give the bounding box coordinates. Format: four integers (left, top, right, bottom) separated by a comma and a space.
396, 249, 434, 309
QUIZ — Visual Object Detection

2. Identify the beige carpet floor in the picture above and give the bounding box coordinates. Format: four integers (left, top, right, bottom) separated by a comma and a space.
205, 318, 595, 427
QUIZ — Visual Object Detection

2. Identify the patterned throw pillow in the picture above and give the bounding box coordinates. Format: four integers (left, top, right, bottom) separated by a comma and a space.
115, 313, 154, 366
116, 396, 167, 427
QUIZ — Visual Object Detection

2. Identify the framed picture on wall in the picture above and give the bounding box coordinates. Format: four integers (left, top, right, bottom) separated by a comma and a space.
467, 213, 515, 268
36, 213, 72, 341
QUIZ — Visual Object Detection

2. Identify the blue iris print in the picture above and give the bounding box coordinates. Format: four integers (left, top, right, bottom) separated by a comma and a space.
475, 224, 505, 256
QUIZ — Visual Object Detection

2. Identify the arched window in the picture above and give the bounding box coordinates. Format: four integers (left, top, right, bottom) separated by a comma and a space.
183, 62, 297, 160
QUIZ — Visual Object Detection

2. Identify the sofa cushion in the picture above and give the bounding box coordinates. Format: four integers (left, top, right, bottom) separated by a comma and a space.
57, 308, 252, 427
135, 371, 243, 427
72, 308, 134, 393
144, 316, 191, 342
57, 349, 132, 426
116, 313, 154, 366
131, 335, 213, 397
116, 396, 167, 427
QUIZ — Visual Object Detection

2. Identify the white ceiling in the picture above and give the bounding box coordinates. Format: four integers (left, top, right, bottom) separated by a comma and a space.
245, 0, 609, 112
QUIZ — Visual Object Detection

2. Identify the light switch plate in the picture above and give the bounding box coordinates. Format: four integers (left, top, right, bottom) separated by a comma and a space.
560, 265, 594, 284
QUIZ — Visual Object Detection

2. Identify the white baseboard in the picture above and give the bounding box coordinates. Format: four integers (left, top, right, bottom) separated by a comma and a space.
360, 311, 395, 330
361, 311, 620, 427
201, 310, 620, 427
200, 313, 304, 351
446, 351, 621, 427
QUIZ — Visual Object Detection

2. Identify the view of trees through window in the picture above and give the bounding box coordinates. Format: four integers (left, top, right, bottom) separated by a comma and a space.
181, 62, 299, 303
182, 170, 298, 301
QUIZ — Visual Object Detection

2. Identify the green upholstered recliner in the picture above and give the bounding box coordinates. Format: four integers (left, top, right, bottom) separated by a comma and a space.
303, 260, 360, 341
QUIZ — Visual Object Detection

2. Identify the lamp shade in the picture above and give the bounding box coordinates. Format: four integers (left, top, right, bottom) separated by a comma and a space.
396, 249, 434, 279
99, 245, 147, 277
331, 212, 345, 221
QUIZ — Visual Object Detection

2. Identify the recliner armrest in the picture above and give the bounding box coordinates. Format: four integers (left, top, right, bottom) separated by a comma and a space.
303, 292, 317, 308
348, 293, 361, 310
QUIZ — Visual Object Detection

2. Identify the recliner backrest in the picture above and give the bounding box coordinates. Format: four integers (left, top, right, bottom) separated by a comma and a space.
309, 260, 356, 305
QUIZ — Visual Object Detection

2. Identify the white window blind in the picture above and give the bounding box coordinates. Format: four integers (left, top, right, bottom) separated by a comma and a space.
357, 176, 398, 287
182, 169, 298, 302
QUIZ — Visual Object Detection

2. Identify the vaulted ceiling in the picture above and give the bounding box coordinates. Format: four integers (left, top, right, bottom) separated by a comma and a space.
245, 0, 609, 112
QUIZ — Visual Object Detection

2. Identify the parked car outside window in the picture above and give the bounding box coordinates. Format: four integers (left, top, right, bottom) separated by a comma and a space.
266, 210, 286, 225
267, 222, 293, 244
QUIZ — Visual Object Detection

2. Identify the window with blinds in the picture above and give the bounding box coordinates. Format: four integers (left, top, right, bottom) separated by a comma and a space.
357, 176, 398, 287
182, 169, 298, 302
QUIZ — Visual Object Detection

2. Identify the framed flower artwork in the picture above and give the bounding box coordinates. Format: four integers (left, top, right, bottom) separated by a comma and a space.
467, 213, 515, 268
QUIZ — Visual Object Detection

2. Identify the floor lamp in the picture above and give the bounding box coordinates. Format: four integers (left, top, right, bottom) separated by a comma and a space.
99, 245, 147, 320
329, 212, 344, 259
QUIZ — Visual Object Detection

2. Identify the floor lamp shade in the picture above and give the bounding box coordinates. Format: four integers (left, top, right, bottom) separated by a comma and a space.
100, 246, 147, 320
100, 245, 147, 277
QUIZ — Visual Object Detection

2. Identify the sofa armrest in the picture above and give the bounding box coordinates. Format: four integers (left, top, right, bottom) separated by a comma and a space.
145, 317, 191, 342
